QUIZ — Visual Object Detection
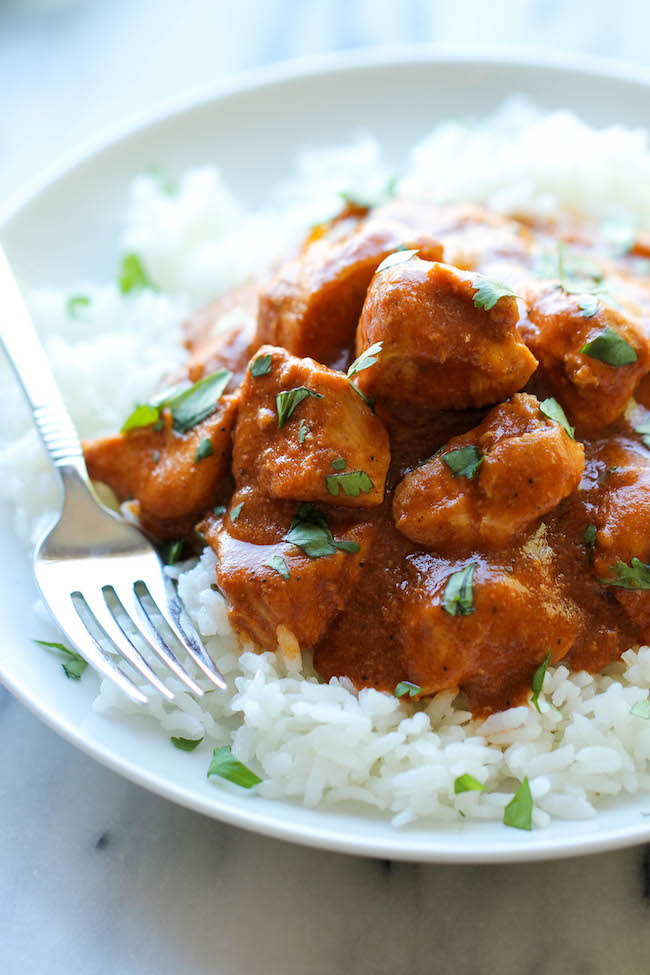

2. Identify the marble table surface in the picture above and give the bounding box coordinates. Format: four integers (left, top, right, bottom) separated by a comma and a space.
4, 2, 650, 972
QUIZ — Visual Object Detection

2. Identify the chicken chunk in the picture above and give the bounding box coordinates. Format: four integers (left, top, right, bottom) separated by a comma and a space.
201, 488, 376, 650
393, 393, 585, 551
398, 556, 579, 712
588, 440, 650, 635
522, 286, 650, 432
354, 258, 537, 409
84, 393, 238, 538
233, 345, 390, 508
255, 214, 443, 368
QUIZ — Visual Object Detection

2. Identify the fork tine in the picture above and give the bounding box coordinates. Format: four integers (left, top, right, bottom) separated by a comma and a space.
46, 595, 149, 705
79, 591, 175, 701
140, 576, 227, 690
113, 583, 204, 697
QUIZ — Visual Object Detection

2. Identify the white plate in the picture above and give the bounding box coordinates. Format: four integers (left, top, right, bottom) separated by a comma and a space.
4, 49, 650, 863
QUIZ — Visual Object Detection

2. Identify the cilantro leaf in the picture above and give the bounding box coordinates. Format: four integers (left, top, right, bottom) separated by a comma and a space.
442, 445, 483, 479
349, 381, 375, 409
163, 539, 184, 565
284, 503, 359, 558
581, 326, 638, 366
577, 294, 599, 318
207, 746, 261, 788
66, 294, 91, 319
635, 418, 650, 450
194, 437, 214, 462
631, 699, 650, 719
326, 470, 374, 498
298, 419, 309, 444
213, 505, 226, 516
375, 249, 419, 275
347, 342, 384, 380
121, 403, 161, 434
442, 564, 476, 617
331, 458, 346, 471
230, 502, 244, 522
394, 681, 421, 698
454, 774, 485, 794
584, 523, 597, 558
276, 387, 324, 428
599, 557, 650, 590
166, 368, 232, 434
34, 639, 88, 680
119, 253, 157, 293
250, 353, 273, 377
171, 736, 203, 751
340, 176, 397, 210
265, 555, 290, 580
503, 778, 533, 830
472, 277, 518, 311
531, 651, 551, 713
539, 398, 575, 440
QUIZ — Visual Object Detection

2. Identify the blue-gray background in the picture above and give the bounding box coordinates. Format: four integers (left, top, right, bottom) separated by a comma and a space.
2, 3, 650, 973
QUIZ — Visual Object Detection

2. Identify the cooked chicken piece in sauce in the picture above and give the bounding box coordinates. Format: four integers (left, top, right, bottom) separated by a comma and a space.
84, 394, 239, 538
354, 257, 538, 409
255, 213, 443, 369
232, 345, 390, 508
393, 393, 585, 551
201, 488, 376, 651
522, 286, 650, 432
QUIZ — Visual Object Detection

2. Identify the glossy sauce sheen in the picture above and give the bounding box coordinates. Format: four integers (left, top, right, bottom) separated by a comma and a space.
84, 201, 650, 715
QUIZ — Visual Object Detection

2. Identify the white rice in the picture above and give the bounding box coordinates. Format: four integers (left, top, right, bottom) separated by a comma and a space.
4, 98, 650, 827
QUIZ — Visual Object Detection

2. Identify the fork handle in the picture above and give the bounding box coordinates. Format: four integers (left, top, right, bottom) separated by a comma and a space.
0, 243, 88, 480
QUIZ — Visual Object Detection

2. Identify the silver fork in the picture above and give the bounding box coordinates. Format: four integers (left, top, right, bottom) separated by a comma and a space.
0, 243, 226, 704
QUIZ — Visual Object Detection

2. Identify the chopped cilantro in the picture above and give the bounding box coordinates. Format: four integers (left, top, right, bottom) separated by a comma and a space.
194, 437, 214, 462
326, 470, 374, 498
284, 503, 360, 558
166, 369, 232, 434
442, 445, 483, 479
577, 294, 599, 318
213, 505, 227, 516
347, 342, 384, 380
394, 681, 421, 698
298, 419, 309, 444
163, 539, 184, 565
531, 651, 551, 713
454, 774, 485, 794
539, 398, 575, 440
250, 353, 273, 377
230, 502, 244, 522
171, 736, 203, 751
265, 555, 290, 580
152, 450, 160, 465
276, 387, 324, 428
472, 277, 518, 311
119, 253, 157, 294
207, 746, 261, 788
66, 294, 91, 319
349, 381, 375, 409
442, 564, 476, 617
581, 326, 638, 366
503, 778, 533, 830
331, 458, 346, 471
599, 557, 650, 590
636, 418, 650, 450
34, 639, 88, 680
121, 403, 160, 434
340, 176, 397, 210
584, 523, 597, 558
375, 249, 419, 275
631, 699, 650, 719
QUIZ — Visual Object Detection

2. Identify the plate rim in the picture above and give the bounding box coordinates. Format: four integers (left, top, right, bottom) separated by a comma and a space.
4, 45, 650, 863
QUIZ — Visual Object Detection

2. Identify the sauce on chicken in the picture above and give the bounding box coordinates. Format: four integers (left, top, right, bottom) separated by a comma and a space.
83, 198, 650, 715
